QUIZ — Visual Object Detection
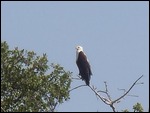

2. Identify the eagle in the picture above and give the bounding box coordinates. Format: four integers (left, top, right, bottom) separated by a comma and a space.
76, 46, 92, 86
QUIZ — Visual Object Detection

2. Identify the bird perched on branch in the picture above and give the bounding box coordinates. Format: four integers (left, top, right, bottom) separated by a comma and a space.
75, 46, 92, 86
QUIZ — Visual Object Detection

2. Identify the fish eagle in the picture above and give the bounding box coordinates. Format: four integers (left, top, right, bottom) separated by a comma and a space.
76, 46, 92, 86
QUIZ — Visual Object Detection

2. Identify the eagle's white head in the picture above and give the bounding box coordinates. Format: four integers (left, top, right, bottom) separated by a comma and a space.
75, 45, 84, 61
76, 46, 83, 53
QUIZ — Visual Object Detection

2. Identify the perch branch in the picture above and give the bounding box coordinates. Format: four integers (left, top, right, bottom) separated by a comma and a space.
69, 85, 87, 92
71, 74, 143, 112
88, 85, 111, 105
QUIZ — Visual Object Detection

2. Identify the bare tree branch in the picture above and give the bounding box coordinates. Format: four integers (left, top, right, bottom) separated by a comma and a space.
88, 85, 111, 105
112, 75, 143, 104
71, 75, 143, 112
118, 89, 139, 97
127, 94, 139, 97
69, 85, 87, 92
104, 81, 112, 101
71, 77, 81, 80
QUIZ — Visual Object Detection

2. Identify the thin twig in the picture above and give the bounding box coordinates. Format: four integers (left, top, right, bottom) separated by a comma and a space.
127, 94, 139, 97
70, 74, 143, 112
89, 85, 116, 111
88, 85, 111, 105
112, 75, 143, 104
69, 85, 87, 92
71, 77, 81, 80
104, 81, 112, 101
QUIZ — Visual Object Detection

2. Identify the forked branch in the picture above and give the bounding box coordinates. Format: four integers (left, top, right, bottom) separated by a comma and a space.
88, 75, 144, 112
112, 75, 143, 104
71, 75, 144, 112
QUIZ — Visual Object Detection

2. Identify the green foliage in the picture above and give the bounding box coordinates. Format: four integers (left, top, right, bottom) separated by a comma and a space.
122, 102, 144, 112
1, 41, 72, 112
122, 109, 129, 112
133, 102, 143, 112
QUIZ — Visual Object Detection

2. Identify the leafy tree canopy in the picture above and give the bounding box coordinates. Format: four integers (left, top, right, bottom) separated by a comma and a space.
1, 41, 72, 112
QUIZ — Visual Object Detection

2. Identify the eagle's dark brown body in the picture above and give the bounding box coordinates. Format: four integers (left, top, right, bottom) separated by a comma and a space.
76, 51, 92, 86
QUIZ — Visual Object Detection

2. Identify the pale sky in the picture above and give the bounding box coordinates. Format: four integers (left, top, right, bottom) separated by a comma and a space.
1, 1, 149, 112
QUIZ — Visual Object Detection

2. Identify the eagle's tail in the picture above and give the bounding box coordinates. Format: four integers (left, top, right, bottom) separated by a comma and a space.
85, 80, 90, 86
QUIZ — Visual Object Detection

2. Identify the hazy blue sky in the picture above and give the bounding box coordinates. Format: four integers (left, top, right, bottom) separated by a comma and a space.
1, 1, 149, 112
